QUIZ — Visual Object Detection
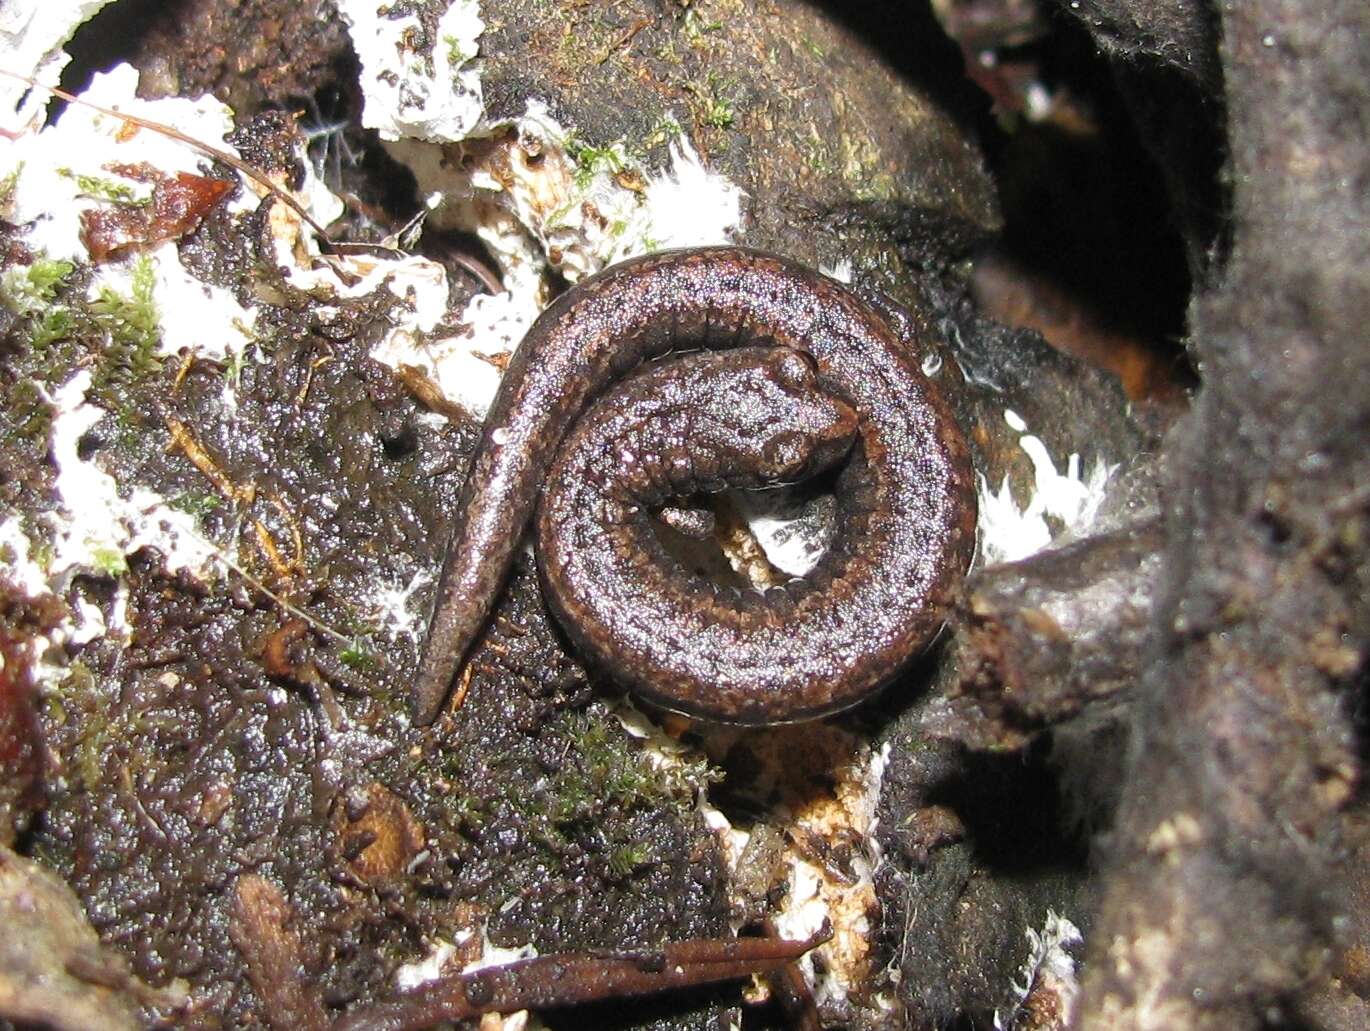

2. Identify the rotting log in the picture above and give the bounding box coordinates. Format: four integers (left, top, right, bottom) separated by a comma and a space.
1061, 1, 1370, 1026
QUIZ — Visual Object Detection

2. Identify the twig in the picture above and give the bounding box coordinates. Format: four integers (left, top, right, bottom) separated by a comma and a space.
333, 925, 832, 1031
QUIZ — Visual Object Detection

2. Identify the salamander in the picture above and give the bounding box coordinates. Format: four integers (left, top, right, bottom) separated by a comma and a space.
411, 246, 976, 725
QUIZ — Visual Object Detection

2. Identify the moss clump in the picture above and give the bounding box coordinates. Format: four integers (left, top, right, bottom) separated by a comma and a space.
606, 841, 652, 879
43, 662, 115, 790
559, 112, 681, 198
168, 490, 224, 522
339, 642, 379, 671
0, 163, 21, 211
28, 306, 77, 352
87, 256, 162, 410
2, 379, 53, 446
2, 259, 76, 447
57, 167, 148, 205
544, 711, 720, 832
564, 133, 629, 189
419, 702, 719, 894
3, 252, 167, 439
1, 257, 75, 317
681, 9, 723, 47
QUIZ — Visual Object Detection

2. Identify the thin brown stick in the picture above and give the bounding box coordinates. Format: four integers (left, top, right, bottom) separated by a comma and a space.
332, 925, 831, 1031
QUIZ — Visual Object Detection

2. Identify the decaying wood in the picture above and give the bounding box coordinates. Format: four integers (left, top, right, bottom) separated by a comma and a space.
1052, 1, 1370, 1027
945, 519, 1162, 749
0, 844, 180, 1029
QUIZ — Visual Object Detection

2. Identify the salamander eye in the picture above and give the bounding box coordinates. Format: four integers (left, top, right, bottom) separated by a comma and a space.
761, 429, 810, 479
771, 349, 819, 392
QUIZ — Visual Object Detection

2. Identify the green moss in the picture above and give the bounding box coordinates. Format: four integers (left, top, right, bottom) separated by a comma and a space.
682, 9, 723, 47
446, 793, 487, 834
802, 127, 839, 177
44, 663, 102, 778
339, 642, 378, 671
564, 133, 629, 190
88, 256, 163, 410
551, 115, 682, 214
685, 74, 738, 131
0, 257, 85, 429
49, 661, 164, 792
2, 251, 174, 445
641, 113, 683, 152
57, 167, 147, 205
703, 98, 735, 130
552, 712, 718, 823
413, 704, 719, 898
28, 529, 53, 574
0, 162, 21, 211
222, 344, 252, 390
1, 258, 75, 317
90, 256, 160, 355
607, 841, 652, 878
2, 379, 54, 446
168, 490, 224, 522
3, 261, 81, 409
89, 545, 129, 577
564, 716, 653, 811
443, 33, 472, 67
29, 306, 76, 352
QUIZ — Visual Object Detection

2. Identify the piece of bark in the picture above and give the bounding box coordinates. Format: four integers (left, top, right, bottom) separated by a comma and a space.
945, 519, 1162, 746
0, 844, 174, 1030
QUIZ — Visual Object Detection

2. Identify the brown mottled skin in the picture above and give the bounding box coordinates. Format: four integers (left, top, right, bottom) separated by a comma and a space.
412, 247, 977, 725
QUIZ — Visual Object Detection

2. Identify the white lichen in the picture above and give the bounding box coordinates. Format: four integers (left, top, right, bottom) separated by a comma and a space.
395, 938, 462, 991
47, 371, 221, 587
370, 287, 535, 422
337, 0, 485, 143
995, 910, 1084, 1030
819, 258, 854, 283
640, 134, 748, 252
770, 737, 888, 1009
363, 568, 434, 647
0, 516, 49, 599
731, 489, 832, 577
0, 0, 117, 133
978, 408, 1115, 564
